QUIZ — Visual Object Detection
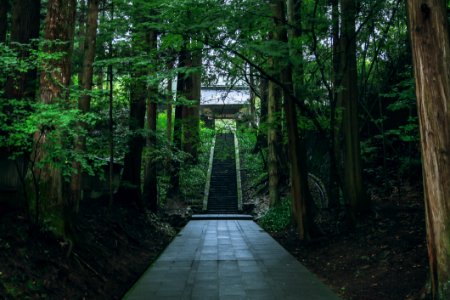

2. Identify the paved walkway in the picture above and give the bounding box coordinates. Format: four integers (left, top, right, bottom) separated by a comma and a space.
123, 219, 340, 300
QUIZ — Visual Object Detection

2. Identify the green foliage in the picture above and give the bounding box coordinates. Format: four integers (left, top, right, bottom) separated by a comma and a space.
259, 197, 292, 232
2, 100, 103, 178
0, 41, 39, 80
151, 112, 214, 205
236, 126, 265, 190
361, 67, 421, 185
178, 122, 214, 203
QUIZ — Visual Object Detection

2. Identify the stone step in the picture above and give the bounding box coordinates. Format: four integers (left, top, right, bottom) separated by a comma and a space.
191, 214, 252, 220
206, 133, 239, 214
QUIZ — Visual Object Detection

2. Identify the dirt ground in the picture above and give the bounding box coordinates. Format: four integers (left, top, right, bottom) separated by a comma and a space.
267, 183, 430, 300
0, 199, 176, 300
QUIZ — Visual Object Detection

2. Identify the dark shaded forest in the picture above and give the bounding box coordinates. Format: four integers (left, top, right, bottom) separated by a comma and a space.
0, 0, 449, 299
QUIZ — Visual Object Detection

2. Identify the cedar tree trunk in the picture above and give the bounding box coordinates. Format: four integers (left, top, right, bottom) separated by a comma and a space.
70, 0, 99, 208
339, 0, 367, 220
143, 30, 158, 212
0, 0, 9, 42
38, 0, 76, 243
407, 1, 450, 298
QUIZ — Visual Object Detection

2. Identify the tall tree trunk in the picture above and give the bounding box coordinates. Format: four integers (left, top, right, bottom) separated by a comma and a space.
3, 0, 41, 221
169, 103, 183, 197
115, 71, 146, 208
329, 0, 341, 209
37, 0, 76, 247
168, 44, 189, 197
143, 30, 158, 212
76, 0, 87, 85
254, 76, 269, 160
267, 77, 282, 206
182, 44, 201, 163
339, 0, 367, 221
115, 1, 152, 208
267, 10, 284, 207
166, 60, 175, 144
284, 0, 314, 240
105, 1, 114, 207
70, 0, 99, 209
407, 1, 450, 299
255, 76, 269, 155
249, 65, 256, 128
190, 45, 202, 160
5, 0, 41, 101
0, 0, 9, 43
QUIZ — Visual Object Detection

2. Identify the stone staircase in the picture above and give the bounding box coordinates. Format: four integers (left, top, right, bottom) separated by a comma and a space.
206, 133, 239, 214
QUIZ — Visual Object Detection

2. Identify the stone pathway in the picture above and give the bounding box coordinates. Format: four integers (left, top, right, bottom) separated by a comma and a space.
123, 218, 340, 300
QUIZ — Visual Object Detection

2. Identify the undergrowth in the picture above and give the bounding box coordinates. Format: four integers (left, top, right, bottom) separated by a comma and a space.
259, 197, 292, 232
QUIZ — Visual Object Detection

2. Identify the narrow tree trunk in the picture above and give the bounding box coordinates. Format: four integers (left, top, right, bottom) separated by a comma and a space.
3, 0, 41, 221
5, 0, 41, 101
143, 30, 158, 212
329, 0, 342, 209
114, 1, 152, 208
339, 0, 367, 221
70, 0, 99, 209
115, 72, 146, 208
182, 44, 201, 163
76, 0, 86, 85
267, 78, 282, 206
284, 0, 314, 240
255, 76, 269, 151
169, 103, 183, 196
407, 1, 450, 298
168, 44, 189, 197
38, 0, 76, 247
0, 0, 9, 42
267, 11, 284, 207
249, 65, 256, 128
107, 1, 114, 207
188, 46, 202, 161
144, 89, 158, 211
166, 79, 173, 142
253, 76, 269, 170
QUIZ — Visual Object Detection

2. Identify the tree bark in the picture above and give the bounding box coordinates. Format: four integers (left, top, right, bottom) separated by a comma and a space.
0, 0, 9, 43
183, 43, 201, 163
169, 103, 183, 196
143, 30, 158, 212
37, 0, 76, 246
70, 0, 99, 209
249, 65, 256, 128
40, 0, 76, 104
329, 0, 342, 209
267, 77, 282, 206
76, 0, 87, 85
115, 70, 146, 208
267, 2, 286, 207
2, 0, 41, 221
166, 59, 175, 144
407, 1, 450, 299
5, 0, 41, 101
107, 3, 114, 207
168, 43, 189, 197
254, 76, 269, 162
284, 0, 314, 240
115, 1, 154, 208
339, 0, 367, 221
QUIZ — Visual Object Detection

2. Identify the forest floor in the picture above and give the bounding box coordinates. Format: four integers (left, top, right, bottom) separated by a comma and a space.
0, 199, 177, 300
0, 183, 429, 299
256, 182, 430, 300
